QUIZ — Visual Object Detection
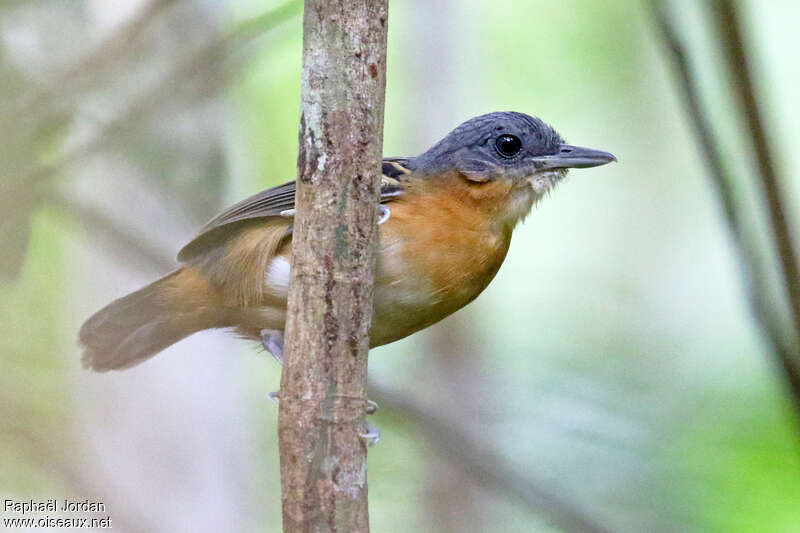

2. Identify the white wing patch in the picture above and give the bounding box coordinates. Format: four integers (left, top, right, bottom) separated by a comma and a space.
266, 256, 291, 296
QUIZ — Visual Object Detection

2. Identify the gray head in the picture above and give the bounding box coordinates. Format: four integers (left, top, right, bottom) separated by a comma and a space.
409, 111, 615, 185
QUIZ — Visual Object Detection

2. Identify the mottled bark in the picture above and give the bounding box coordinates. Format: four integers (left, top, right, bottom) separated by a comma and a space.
278, 1, 388, 532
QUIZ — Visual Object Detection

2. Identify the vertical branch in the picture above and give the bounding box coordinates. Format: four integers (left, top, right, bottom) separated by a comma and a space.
278, 1, 388, 532
709, 0, 800, 343
649, 1, 800, 421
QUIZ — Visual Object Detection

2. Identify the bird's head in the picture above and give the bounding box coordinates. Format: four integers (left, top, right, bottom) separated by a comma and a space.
409, 111, 616, 227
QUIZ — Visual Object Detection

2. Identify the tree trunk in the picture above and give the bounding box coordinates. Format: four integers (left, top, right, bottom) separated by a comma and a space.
278, 1, 388, 532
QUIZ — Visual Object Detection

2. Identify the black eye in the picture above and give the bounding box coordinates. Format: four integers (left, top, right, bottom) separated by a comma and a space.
495, 134, 522, 157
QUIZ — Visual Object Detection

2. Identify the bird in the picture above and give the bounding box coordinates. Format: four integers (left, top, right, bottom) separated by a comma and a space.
79, 111, 616, 372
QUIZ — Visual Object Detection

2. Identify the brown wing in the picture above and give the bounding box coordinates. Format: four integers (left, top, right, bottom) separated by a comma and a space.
177, 159, 411, 262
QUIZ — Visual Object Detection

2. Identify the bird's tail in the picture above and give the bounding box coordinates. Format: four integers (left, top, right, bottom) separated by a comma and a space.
79, 268, 222, 371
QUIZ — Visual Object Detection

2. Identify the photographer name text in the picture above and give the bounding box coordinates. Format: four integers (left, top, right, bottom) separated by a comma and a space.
4, 499, 106, 515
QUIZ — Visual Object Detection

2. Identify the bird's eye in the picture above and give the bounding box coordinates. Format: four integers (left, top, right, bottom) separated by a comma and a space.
495, 134, 522, 157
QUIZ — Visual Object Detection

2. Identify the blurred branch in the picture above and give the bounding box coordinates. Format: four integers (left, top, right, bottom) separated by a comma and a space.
708, 0, 800, 346
649, 1, 800, 422
374, 384, 612, 533
2, 0, 299, 282
0, 0, 181, 134
47, 189, 176, 273
6, 0, 302, 193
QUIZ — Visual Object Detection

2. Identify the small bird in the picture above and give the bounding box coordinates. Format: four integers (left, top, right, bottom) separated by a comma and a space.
79, 111, 615, 371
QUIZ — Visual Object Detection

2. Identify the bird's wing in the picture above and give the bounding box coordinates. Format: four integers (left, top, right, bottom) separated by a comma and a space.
177, 159, 411, 262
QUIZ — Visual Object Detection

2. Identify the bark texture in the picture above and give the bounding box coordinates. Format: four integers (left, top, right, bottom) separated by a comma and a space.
278, 1, 388, 532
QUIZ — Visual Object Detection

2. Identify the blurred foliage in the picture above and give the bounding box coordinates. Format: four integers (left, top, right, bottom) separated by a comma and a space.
0, 0, 798, 532
0, 209, 71, 492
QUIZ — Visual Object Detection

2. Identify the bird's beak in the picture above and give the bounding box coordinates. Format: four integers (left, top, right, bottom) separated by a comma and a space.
532, 144, 617, 170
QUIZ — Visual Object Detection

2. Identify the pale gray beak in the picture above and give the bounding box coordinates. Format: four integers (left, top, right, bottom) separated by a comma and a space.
532, 143, 617, 170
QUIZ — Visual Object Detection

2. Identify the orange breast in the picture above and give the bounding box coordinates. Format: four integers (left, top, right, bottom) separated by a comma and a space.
370, 175, 514, 346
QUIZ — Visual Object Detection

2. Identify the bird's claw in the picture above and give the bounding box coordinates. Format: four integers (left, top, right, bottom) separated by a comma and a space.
361, 402, 380, 446
365, 399, 379, 415
360, 421, 381, 447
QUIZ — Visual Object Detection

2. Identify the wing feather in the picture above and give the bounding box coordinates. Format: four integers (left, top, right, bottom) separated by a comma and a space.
177, 159, 411, 262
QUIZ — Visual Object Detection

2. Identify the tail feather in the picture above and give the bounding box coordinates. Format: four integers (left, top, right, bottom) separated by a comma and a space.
79, 269, 213, 371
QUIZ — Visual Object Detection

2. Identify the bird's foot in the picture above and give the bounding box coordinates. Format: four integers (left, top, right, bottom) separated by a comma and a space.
365, 399, 379, 415
260, 329, 284, 365
362, 401, 379, 445
360, 421, 381, 447
262, 331, 379, 444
